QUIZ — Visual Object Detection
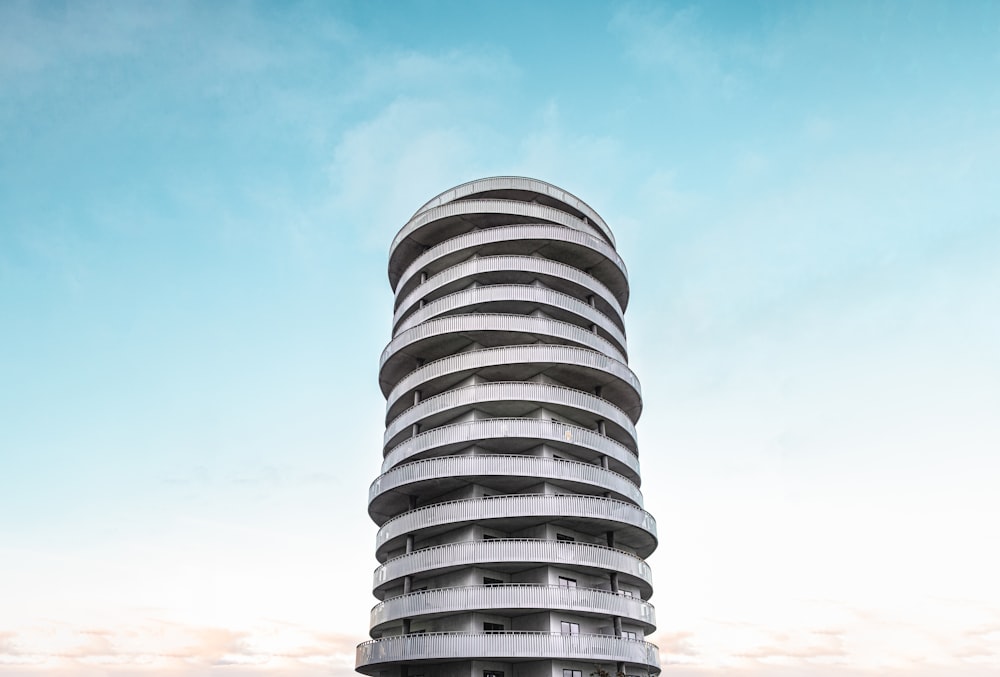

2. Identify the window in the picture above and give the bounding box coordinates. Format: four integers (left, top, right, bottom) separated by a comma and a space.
483, 577, 503, 585
484, 622, 505, 633
484, 672, 504, 677
563, 671, 582, 677
558, 577, 577, 588
413, 586, 428, 592
620, 589, 634, 598
410, 629, 426, 634
560, 621, 580, 635
622, 630, 637, 640
556, 533, 575, 542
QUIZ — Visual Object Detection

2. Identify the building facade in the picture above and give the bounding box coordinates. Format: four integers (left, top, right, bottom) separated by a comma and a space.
356, 177, 659, 677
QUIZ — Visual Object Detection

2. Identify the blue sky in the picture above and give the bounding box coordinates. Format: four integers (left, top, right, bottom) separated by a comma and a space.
1, 1, 999, 675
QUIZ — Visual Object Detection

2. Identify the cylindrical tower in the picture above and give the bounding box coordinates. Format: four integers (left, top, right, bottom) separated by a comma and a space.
357, 177, 659, 677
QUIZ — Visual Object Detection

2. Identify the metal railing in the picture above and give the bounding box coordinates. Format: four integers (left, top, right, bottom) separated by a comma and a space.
376, 494, 657, 552
356, 632, 660, 672
393, 285, 628, 356
410, 177, 614, 246
394, 224, 628, 306
380, 314, 627, 374
393, 254, 623, 320
383, 381, 638, 450
381, 418, 640, 477
373, 539, 653, 594
390, 199, 607, 272
369, 454, 642, 511
370, 584, 655, 630
384, 344, 641, 414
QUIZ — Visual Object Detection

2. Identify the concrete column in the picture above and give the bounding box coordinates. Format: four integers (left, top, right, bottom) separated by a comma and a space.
411, 423, 420, 437
609, 571, 620, 593
420, 272, 428, 283
613, 616, 623, 638
588, 295, 597, 308
597, 420, 606, 436
406, 534, 414, 553
606, 530, 615, 548
403, 575, 412, 594
601, 455, 609, 470
413, 390, 421, 406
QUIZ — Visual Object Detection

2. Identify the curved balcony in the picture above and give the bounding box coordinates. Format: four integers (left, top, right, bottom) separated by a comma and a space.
393, 255, 624, 324
356, 632, 660, 675
389, 199, 608, 288
395, 224, 628, 311
393, 285, 628, 357
375, 494, 657, 560
369, 455, 642, 523
385, 345, 642, 420
383, 382, 638, 453
411, 176, 614, 247
379, 314, 627, 392
381, 418, 640, 480
372, 539, 653, 598
370, 585, 656, 634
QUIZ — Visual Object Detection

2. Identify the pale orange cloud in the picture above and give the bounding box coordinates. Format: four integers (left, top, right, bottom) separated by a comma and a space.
0, 620, 362, 677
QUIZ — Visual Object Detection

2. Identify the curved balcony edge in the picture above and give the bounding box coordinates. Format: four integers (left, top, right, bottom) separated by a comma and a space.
383, 381, 638, 451
410, 176, 615, 247
370, 584, 656, 633
381, 418, 640, 479
373, 539, 654, 597
356, 633, 660, 674
395, 224, 629, 311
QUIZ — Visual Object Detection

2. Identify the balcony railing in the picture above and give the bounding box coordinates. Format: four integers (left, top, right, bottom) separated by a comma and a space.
380, 314, 627, 375
390, 198, 608, 271
383, 381, 638, 451
384, 344, 641, 417
381, 417, 640, 478
393, 285, 627, 355
394, 224, 628, 307
373, 539, 653, 594
393, 254, 623, 320
370, 584, 655, 631
356, 632, 660, 674
375, 494, 657, 557
411, 177, 614, 247
369, 454, 642, 513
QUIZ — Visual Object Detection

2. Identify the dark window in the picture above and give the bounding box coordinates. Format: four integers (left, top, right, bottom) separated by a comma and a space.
563, 671, 582, 677
560, 621, 580, 635
485, 672, 504, 677
484, 622, 505, 632
483, 577, 503, 585
622, 630, 638, 640
558, 576, 577, 588
556, 533, 575, 542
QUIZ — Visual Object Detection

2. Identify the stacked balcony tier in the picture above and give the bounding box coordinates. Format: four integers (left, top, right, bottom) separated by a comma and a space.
358, 177, 659, 677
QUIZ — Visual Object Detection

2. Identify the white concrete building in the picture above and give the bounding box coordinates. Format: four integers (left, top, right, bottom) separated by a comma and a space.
357, 177, 659, 677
